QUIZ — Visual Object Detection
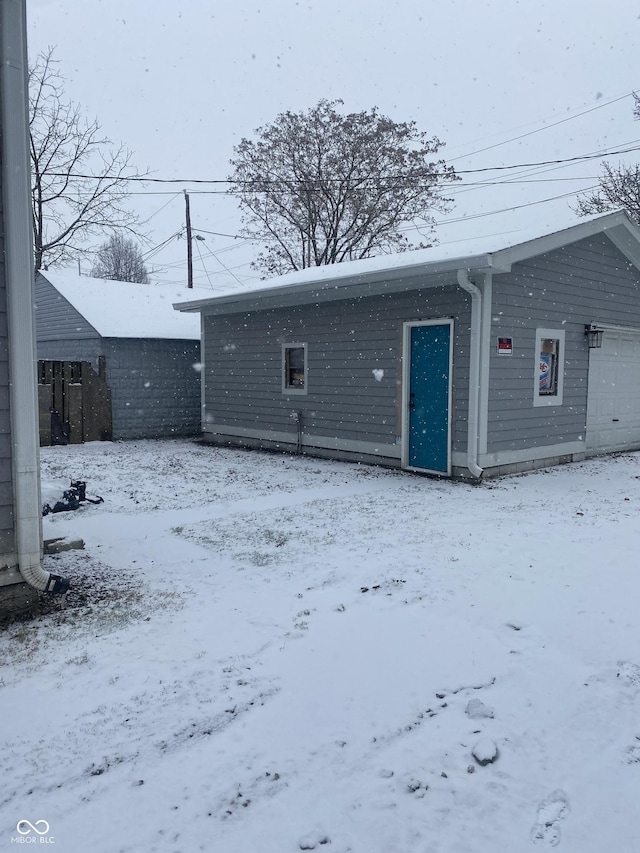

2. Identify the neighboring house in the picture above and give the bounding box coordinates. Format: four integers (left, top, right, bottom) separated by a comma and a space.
35, 272, 202, 443
0, 133, 34, 616
1, 0, 68, 618
176, 210, 640, 480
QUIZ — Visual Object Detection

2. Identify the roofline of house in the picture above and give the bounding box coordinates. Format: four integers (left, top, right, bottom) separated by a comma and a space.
490, 209, 640, 271
36, 270, 201, 340
174, 210, 640, 316
174, 254, 494, 315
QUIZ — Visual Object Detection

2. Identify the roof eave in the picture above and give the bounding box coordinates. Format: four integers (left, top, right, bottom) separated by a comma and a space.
174, 210, 640, 316
174, 254, 496, 315
491, 209, 640, 270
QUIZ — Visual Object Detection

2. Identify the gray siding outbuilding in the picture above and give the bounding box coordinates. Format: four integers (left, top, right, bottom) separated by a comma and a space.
36, 272, 203, 443
176, 211, 640, 480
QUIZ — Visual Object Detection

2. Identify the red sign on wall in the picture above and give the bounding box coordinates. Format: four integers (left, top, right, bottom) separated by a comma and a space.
497, 336, 513, 355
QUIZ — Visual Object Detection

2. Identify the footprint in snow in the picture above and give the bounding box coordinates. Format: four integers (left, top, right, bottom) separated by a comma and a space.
530, 790, 570, 847
626, 743, 640, 764
616, 661, 640, 688
298, 832, 331, 850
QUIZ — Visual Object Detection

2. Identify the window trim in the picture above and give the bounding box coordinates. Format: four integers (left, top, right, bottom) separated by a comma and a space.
533, 328, 565, 407
282, 342, 308, 395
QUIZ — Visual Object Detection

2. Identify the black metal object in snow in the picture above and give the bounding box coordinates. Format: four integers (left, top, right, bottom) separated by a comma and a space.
42, 479, 104, 516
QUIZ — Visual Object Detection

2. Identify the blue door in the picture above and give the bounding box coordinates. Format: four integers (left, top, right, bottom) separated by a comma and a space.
407, 322, 452, 473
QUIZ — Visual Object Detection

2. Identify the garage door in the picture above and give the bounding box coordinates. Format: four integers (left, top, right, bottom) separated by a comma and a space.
586, 330, 640, 453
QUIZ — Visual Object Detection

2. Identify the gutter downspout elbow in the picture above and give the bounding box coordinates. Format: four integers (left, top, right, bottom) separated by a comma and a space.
456, 269, 484, 481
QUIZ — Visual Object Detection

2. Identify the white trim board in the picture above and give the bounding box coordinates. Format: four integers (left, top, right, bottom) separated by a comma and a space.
533, 327, 566, 408
281, 342, 308, 396
203, 424, 401, 459
478, 440, 585, 468
401, 318, 454, 476
205, 425, 584, 474
478, 273, 492, 455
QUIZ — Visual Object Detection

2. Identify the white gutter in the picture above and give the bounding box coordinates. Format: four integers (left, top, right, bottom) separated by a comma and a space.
1, 0, 68, 594
456, 269, 484, 480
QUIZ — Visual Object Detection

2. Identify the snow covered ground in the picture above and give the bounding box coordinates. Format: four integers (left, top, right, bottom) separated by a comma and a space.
2, 439, 640, 852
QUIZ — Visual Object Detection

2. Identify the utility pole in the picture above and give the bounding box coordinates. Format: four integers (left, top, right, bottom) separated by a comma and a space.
184, 190, 193, 288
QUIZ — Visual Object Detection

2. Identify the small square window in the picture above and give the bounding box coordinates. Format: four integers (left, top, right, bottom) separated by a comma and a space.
533, 328, 564, 406
282, 344, 307, 394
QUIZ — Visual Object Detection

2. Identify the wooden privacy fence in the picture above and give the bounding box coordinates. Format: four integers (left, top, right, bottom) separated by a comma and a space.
38, 360, 112, 446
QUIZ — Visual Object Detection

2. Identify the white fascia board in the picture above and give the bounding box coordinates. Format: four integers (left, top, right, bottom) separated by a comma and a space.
174, 255, 495, 316
605, 220, 640, 273
491, 210, 638, 270
175, 210, 640, 317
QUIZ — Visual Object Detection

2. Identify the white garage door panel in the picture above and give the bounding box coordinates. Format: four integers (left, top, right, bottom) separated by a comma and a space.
586, 332, 640, 453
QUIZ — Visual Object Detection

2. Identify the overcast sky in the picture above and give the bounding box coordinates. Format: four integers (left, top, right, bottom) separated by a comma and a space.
26, 0, 640, 288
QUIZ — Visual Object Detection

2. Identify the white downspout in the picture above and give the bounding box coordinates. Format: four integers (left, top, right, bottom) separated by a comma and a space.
1, 0, 69, 594
456, 269, 484, 480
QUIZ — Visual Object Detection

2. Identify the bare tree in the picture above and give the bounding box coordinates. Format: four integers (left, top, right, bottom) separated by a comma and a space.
574, 163, 640, 224
228, 99, 458, 277
90, 233, 149, 283
574, 94, 640, 224
29, 47, 146, 271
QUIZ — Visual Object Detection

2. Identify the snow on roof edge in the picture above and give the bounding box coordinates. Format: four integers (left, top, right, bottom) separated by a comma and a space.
175, 210, 632, 311
40, 272, 202, 340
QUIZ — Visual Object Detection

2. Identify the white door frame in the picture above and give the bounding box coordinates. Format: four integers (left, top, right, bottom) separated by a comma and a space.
401, 318, 454, 475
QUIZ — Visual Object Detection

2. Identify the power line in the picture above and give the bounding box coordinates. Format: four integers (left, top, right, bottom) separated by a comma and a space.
443, 135, 640, 203
191, 226, 249, 239
141, 178, 603, 269
88, 97, 640, 280
447, 90, 637, 163
434, 185, 601, 228
141, 230, 182, 260
64, 173, 604, 209
196, 242, 246, 287
167, 178, 599, 249
454, 143, 640, 175
193, 237, 214, 290
139, 192, 182, 222
47, 141, 640, 187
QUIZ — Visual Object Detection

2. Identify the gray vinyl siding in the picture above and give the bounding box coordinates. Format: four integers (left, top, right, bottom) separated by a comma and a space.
487, 235, 640, 454
102, 338, 201, 440
36, 338, 103, 366
203, 285, 470, 455
37, 337, 201, 441
0, 164, 15, 556
35, 268, 202, 441
34, 273, 99, 340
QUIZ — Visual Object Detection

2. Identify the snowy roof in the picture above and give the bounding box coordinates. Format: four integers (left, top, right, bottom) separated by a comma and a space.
39, 272, 203, 340
175, 210, 640, 315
